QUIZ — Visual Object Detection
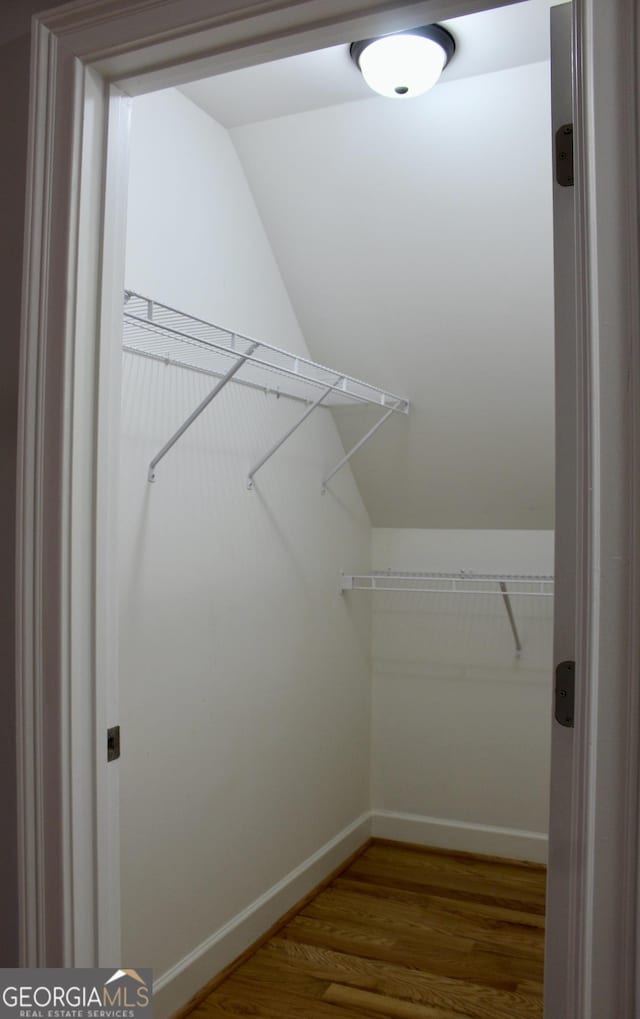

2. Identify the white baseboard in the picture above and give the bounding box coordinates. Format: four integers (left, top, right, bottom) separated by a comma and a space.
153, 808, 545, 1017
152, 812, 372, 1019
371, 810, 548, 864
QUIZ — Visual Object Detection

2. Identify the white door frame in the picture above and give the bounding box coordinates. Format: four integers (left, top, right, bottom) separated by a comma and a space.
16, 0, 640, 1012
545, 7, 579, 1018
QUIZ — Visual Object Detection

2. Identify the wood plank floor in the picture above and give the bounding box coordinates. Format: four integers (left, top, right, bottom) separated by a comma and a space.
190, 840, 546, 1019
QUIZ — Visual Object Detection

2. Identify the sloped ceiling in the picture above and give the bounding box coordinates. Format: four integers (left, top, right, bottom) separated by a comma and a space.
179, 1, 557, 529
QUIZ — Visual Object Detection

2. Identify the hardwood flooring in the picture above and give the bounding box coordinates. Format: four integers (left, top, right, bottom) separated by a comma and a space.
190, 840, 546, 1019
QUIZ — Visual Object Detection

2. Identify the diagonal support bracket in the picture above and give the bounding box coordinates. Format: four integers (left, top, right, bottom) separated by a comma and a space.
322, 405, 396, 493
499, 581, 523, 657
246, 378, 342, 489
148, 341, 258, 482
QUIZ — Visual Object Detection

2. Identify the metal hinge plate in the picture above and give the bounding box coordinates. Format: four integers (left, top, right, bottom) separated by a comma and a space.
555, 123, 574, 187
555, 661, 575, 727
107, 725, 121, 762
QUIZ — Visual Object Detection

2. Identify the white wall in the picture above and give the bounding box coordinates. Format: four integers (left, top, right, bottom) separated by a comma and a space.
120, 85, 552, 1010
231, 61, 555, 530
370, 528, 553, 862
120, 89, 372, 1006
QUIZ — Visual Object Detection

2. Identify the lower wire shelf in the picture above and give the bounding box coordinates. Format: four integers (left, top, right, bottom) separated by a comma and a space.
340, 570, 554, 657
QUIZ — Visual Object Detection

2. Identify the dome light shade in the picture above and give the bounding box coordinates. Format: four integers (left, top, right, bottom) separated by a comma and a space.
350, 25, 455, 99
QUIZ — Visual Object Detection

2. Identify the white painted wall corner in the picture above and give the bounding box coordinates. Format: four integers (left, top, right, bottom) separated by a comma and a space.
152, 812, 372, 1018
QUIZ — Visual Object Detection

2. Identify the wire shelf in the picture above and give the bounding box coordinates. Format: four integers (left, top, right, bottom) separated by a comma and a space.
123, 292, 409, 413
340, 571, 554, 657
341, 571, 555, 596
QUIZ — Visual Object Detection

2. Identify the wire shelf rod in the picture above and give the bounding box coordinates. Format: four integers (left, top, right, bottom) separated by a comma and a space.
122, 344, 320, 408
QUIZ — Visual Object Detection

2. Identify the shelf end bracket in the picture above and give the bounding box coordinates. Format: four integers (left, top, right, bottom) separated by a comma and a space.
499, 581, 523, 657
246, 378, 340, 489
322, 405, 396, 493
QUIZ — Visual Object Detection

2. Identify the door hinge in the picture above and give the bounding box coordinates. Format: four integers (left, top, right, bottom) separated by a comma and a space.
107, 725, 121, 761
555, 661, 575, 727
555, 123, 574, 187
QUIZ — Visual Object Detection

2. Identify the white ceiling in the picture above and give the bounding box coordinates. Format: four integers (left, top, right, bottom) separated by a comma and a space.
180, 0, 559, 128
178, 0, 557, 529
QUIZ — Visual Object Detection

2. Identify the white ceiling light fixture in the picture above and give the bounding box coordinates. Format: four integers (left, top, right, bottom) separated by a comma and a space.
350, 25, 455, 99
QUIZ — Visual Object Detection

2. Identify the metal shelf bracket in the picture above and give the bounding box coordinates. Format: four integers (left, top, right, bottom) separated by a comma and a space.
322, 405, 398, 493
499, 581, 523, 657
246, 378, 341, 489
148, 341, 258, 482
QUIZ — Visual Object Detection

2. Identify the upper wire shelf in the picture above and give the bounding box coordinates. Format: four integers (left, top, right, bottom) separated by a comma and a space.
123, 291, 409, 486
124, 292, 409, 412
